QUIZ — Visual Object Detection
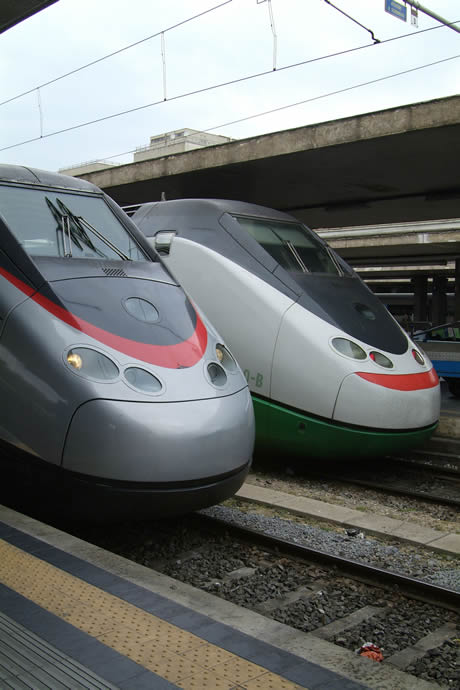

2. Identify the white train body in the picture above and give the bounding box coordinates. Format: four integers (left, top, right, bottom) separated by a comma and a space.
132, 199, 440, 459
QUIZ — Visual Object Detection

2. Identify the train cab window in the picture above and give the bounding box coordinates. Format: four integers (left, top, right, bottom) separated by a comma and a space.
0, 184, 147, 261
232, 215, 342, 275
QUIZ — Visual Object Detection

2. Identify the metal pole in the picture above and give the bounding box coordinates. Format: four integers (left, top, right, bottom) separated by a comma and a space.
454, 259, 460, 321
403, 0, 460, 34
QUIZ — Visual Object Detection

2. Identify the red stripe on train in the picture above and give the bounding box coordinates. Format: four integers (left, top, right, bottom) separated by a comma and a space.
356, 368, 439, 391
0, 267, 207, 368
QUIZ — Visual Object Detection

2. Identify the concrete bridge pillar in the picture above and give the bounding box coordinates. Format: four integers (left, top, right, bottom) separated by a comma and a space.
432, 276, 448, 325
412, 275, 428, 323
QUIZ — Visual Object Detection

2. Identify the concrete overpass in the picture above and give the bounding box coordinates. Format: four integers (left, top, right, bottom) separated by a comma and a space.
79, 95, 460, 324
81, 95, 460, 232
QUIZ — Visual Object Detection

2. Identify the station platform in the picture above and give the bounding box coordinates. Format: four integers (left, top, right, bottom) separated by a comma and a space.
0, 505, 376, 690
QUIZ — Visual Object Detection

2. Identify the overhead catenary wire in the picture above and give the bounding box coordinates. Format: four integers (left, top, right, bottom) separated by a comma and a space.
0, 0, 233, 109
203, 53, 460, 133
12, 49, 459, 162
0, 15, 457, 157
59, 44, 459, 171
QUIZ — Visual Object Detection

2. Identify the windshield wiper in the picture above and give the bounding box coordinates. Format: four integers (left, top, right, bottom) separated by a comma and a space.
54, 198, 131, 261
325, 246, 344, 276
285, 240, 309, 273
61, 214, 72, 258
76, 215, 131, 261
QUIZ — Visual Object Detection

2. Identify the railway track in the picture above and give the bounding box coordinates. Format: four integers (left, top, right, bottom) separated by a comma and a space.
253, 449, 460, 508
69, 507, 460, 689
195, 512, 459, 612
397, 449, 460, 477
321, 456, 460, 508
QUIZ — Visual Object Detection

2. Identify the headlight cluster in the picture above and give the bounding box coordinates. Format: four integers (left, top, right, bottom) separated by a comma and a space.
215, 344, 237, 372
331, 337, 366, 360
412, 348, 425, 365
66, 348, 119, 380
331, 338, 396, 368
124, 367, 162, 393
331, 337, 426, 369
207, 344, 237, 387
65, 347, 163, 393
369, 351, 393, 369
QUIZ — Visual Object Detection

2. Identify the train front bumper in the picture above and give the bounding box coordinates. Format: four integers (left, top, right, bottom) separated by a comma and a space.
333, 370, 440, 429
63, 387, 254, 481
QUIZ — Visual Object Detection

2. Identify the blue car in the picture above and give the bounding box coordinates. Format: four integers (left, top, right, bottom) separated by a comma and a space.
414, 322, 460, 397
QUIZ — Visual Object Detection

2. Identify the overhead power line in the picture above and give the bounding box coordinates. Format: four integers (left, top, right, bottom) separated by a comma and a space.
0, 0, 232, 109
66, 49, 459, 170
0, 19, 457, 155
2, 51, 458, 156
204, 53, 460, 133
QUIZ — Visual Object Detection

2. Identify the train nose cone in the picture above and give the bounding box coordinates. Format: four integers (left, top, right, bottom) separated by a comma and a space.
62, 388, 254, 482
334, 370, 440, 429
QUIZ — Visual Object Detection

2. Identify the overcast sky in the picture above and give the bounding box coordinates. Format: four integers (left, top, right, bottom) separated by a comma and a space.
0, 0, 458, 172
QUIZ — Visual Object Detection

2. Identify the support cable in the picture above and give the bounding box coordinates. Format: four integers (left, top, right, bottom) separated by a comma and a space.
36, 88, 43, 137
267, 0, 278, 70
204, 54, 460, 132
161, 33, 167, 101
1, 20, 458, 154
0, 0, 232, 108
323, 0, 380, 43
3, 51, 457, 156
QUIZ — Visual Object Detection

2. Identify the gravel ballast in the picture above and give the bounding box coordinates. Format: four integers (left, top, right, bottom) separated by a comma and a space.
201, 504, 460, 591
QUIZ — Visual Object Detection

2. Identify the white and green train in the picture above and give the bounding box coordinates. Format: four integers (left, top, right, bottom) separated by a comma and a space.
130, 199, 440, 460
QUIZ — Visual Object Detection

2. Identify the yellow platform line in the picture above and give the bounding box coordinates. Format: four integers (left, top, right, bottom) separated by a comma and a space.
0, 539, 307, 689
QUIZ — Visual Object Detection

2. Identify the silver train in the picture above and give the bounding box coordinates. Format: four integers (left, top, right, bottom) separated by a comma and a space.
0, 167, 254, 520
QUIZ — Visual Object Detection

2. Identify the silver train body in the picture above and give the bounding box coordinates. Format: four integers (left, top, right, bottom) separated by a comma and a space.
0, 168, 254, 520
131, 199, 440, 460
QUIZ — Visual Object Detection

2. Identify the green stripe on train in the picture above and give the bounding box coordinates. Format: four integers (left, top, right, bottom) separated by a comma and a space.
252, 395, 438, 459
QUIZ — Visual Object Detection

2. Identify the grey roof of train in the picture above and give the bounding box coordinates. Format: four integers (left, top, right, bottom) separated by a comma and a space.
132, 198, 296, 228
0, 164, 100, 193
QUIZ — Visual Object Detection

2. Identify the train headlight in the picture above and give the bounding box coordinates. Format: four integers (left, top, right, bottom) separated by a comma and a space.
67, 352, 82, 370
124, 367, 163, 394
412, 349, 425, 365
331, 337, 367, 360
207, 362, 227, 387
65, 348, 119, 380
369, 351, 393, 368
215, 344, 237, 372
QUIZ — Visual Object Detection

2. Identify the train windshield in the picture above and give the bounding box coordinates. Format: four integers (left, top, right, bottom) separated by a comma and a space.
233, 215, 343, 275
0, 184, 147, 261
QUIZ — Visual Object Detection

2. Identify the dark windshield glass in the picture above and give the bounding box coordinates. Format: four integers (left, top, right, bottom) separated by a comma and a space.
0, 184, 147, 261
233, 215, 342, 275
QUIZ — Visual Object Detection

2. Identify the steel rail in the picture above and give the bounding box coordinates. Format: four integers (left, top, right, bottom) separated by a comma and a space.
389, 454, 460, 478
276, 459, 460, 508
326, 475, 460, 508
195, 513, 460, 613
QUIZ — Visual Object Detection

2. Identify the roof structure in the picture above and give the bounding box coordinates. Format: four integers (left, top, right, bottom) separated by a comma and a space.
0, 1, 58, 34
